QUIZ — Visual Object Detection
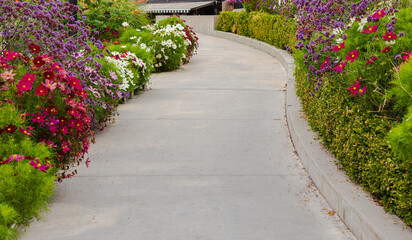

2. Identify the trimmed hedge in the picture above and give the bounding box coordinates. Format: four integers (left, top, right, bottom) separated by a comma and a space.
216, 11, 296, 50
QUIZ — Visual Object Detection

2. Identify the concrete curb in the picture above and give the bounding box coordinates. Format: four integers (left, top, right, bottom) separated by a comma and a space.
207, 30, 412, 240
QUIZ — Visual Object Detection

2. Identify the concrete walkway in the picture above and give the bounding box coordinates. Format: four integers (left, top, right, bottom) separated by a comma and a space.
22, 33, 356, 240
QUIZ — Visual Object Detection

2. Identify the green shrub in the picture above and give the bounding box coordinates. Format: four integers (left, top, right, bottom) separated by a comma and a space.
0, 104, 56, 238
216, 11, 297, 50
294, 51, 412, 226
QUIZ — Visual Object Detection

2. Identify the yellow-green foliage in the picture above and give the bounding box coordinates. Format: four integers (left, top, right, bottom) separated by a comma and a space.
0, 104, 55, 238
216, 11, 297, 50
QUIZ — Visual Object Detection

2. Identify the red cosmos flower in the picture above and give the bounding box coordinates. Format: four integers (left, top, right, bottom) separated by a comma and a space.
382, 32, 397, 41
28, 44, 41, 54
43, 70, 56, 81
320, 56, 330, 69
78, 90, 88, 98
16, 79, 33, 92
33, 56, 46, 68
373, 9, 386, 20
346, 49, 360, 63
0, 59, 11, 69
31, 112, 46, 123
382, 46, 391, 53
332, 42, 345, 52
362, 25, 378, 34
30, 158, 51, 172
4, 124, 17, 133
19, 126, 34, 136
366, 56, 378, 66
68, 76, 82, 91
47, 106, 58, 115
22, 73, 36, 83
333, 61, 348, 72
35, 85, 48, 96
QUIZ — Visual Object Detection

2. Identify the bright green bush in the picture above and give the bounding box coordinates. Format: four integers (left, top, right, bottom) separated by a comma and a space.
80, 0, 149, 41
216, 11, 297, 50
0, 104, 55, 238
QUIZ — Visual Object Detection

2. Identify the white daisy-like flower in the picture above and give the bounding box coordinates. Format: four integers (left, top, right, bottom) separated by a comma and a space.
122, 22, 129, 28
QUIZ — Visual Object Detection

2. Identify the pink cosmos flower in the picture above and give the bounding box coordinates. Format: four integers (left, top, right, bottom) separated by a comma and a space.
8, 154, 25, 162
68, 76, 82, 91
16, 79, 33, 92
31, 112, 46, 124
362, 25, 378, 34
348, 81, 367, 96
61, 126, 69, 135
46, 116, 59, 132
332, 42, 345, 52
85, 159, 91, 168
333, 61, 348, 72
42, 79, 57, 91
373, 9, 386, 20
47, 140, 57, 148
0, 69, 17, 82
402, 50, 411, 62
382, 32, 397, 41
61, 142, 70, 153
19, 126, 34, 136
366, 56, 378, 66
320, 56, 330, 69
346, 49, 360, 63
22, 73, 36, 83
4, 51, 19, 61
29, 158, 50, 172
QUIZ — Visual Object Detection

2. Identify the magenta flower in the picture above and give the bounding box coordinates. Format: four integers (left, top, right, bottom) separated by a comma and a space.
382, 32, 397, 41
46, 116, 59, 132
346, 49, 360, 63
320, 56, 330, 69
373, 9, 386, 20
348, 81, 367, 96
4, 51, 18, 61
16, 79, 33, 92
382, 46, 391, 53
8, 154, 25, 162
402, 50, 411, 62
332, 42, 345, 52
333, 61, 348, 72
362, 25, 378, 34
366, 56, 378, 66
22, 73, 36, 83
19, 126, 34, 136
31, 112, 46, 124
29, 158, 50, 172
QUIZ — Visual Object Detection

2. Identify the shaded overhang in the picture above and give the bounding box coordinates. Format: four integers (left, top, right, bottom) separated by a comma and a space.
143, 1, 214, 14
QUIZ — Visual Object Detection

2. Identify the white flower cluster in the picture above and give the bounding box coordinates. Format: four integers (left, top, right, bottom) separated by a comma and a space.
106, 51, 147, 91
153, 24, 187, 40
122, 22, 129, 28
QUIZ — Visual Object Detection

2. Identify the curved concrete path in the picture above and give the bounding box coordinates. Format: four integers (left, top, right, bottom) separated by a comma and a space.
22, 33, 356, 240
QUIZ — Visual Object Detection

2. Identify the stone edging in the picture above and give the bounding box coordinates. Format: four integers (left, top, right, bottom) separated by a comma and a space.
207, 30, 412, 240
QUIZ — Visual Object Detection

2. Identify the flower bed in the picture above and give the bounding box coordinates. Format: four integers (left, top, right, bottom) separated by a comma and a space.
0, 0, 198, 238
217, 1, 412, 226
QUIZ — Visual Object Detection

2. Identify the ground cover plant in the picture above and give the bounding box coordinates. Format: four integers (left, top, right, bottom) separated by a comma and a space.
217, 0, 412, 226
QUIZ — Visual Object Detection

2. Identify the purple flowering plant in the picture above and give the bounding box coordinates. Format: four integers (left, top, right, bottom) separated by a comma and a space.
0, 0, 121, 128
